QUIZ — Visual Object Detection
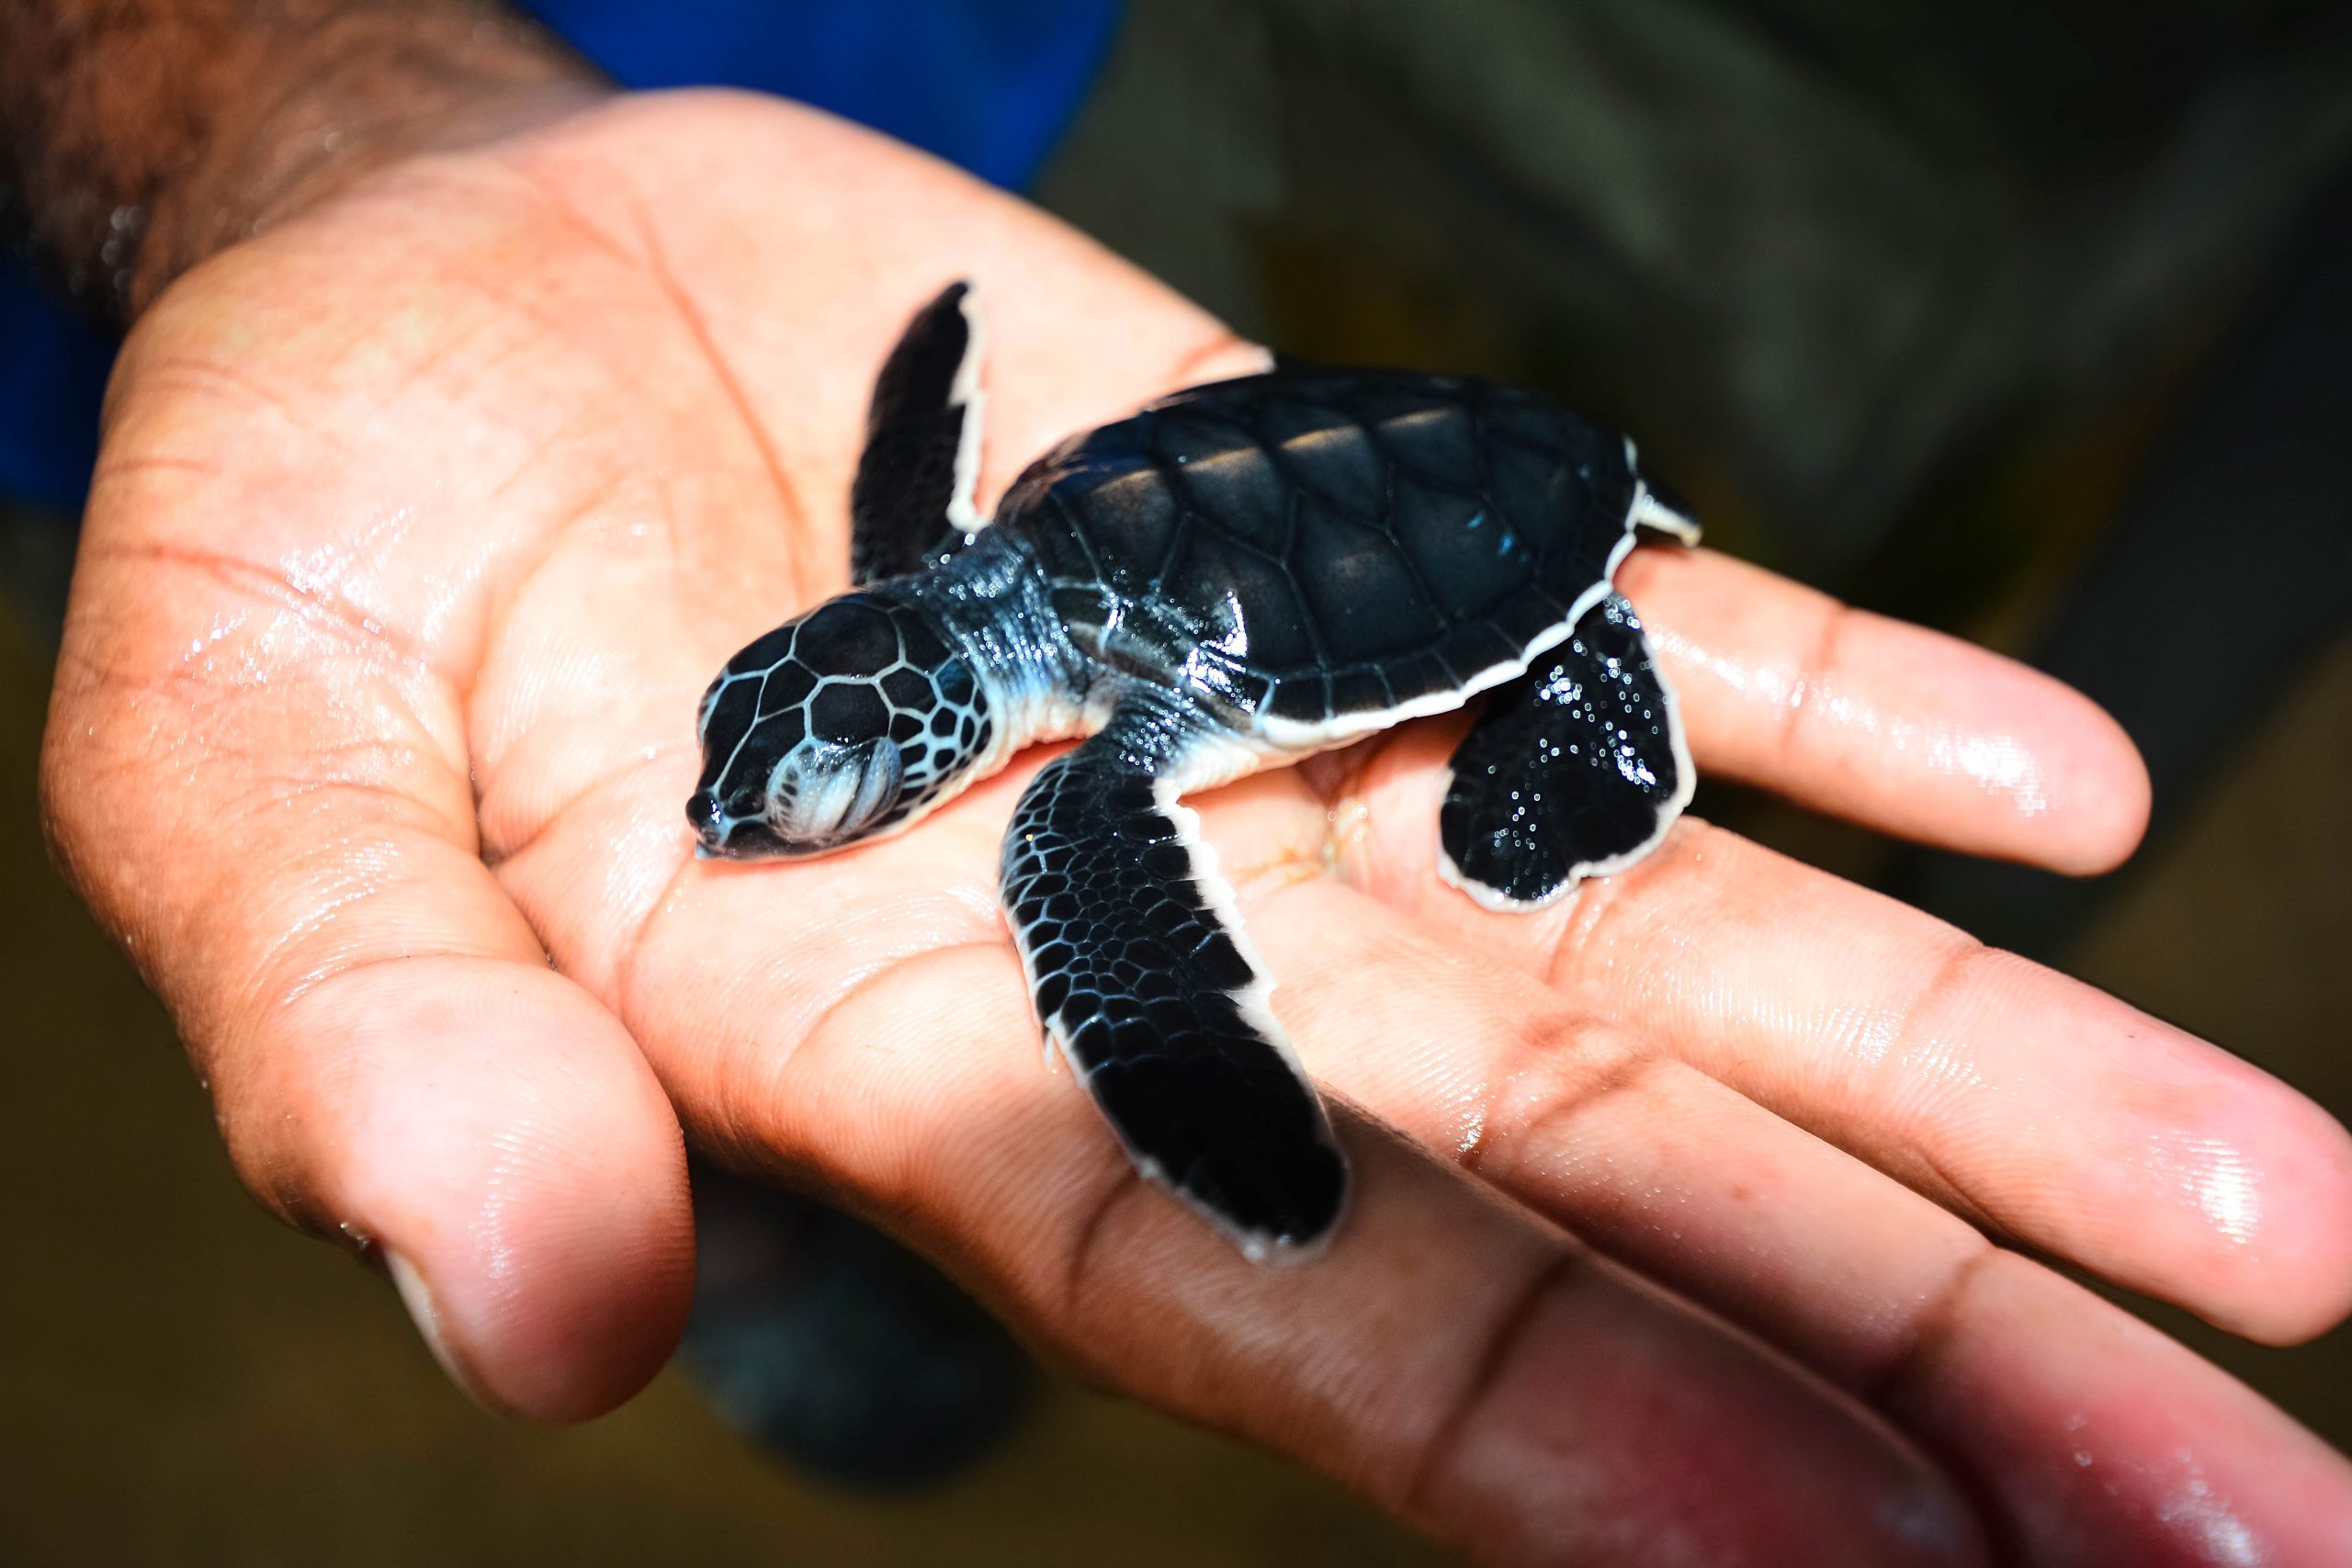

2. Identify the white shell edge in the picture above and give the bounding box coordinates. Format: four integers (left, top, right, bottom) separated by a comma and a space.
1432, 440, 1701, 911
1431, 638, 1697, 914
1151, 778, 1349, 1267
1253, 520, 1634, 752
999, 772, 1349, 1270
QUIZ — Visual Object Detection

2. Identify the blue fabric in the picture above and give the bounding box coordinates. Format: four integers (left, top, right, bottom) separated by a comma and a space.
518, 0, 1121, 193
0, 0, 1123, 513
0, 283, 110, 514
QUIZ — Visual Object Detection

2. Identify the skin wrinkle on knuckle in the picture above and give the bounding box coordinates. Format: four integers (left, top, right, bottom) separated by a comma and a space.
1442, 956, 1656, 1184
1544, 819, 2016, 1221
481, 738, 694, 869
1778, 591, 1857, 766
1061, 1163, 1148, 1322
1401, 1249, 1582, 1524
1903, 1140, 2005, 1242
1037, 1156, 1577, 1517
1861, 1243, 2003, 1416
232, 852, 506, 1011
1467, 1039, 1665, 1190
1869, 936, 1998, 1156
1536, 815, 1706, 996
609, 854, 700, 1033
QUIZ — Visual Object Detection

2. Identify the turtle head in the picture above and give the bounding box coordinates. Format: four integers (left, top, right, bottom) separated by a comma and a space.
687, 591, 995, 859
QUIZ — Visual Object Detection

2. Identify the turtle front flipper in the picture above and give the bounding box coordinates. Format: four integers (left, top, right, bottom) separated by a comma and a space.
849, 281, 988, 585
1001, 699, 1347, 1262
1439, 592, 1694, 910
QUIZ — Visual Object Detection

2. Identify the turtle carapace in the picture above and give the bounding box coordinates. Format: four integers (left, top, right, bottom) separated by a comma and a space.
688, 282, 1699, 1262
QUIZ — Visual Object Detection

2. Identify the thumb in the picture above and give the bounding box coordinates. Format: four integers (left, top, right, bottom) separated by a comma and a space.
45, 567, 693, 1421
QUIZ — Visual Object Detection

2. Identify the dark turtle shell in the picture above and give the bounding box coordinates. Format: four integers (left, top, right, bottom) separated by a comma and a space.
1000, 369, 1640, 731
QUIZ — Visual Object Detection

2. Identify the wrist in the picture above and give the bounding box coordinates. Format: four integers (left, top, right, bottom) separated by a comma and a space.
2, 2, 605, 324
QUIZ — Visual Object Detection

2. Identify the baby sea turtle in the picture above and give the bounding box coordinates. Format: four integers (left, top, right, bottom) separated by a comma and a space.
688, 283, 1699, 1262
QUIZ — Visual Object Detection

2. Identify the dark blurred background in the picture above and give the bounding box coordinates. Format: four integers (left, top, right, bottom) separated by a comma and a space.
5, 1, 2350, 1561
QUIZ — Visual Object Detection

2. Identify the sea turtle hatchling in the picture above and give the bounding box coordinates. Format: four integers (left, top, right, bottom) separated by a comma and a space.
687, 282, 1700, 1262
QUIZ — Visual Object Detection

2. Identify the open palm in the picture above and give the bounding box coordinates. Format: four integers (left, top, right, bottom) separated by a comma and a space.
45, 91, 2352, 1565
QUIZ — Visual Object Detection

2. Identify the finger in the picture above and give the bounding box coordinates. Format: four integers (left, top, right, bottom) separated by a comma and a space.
44, 532, 694, 1421
574, 823, 1983, 1567
1335, 728, 2352, 1343
1615, 546, 2152, 874
1247, 876, 2352, 1567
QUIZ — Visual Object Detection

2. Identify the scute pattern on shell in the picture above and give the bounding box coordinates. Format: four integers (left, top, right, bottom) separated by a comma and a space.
1010, 369, 1639, 729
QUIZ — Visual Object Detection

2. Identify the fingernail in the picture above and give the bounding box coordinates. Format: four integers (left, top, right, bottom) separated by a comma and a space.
387, 1249, 513, 1417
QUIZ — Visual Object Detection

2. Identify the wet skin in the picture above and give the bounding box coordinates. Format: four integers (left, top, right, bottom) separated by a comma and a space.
41, 89, 2352, 1567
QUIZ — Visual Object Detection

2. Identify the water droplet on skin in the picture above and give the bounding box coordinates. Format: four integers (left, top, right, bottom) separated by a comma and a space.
2183, 1139, 2262, 1245
1454, 1102, 1488, 1159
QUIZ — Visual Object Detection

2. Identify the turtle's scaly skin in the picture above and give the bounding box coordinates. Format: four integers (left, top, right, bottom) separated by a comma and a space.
689, 285, 1698, 1260
1002, 371, 1640, 737
1000, 688, 1344, 1249
688, 594, 993, 858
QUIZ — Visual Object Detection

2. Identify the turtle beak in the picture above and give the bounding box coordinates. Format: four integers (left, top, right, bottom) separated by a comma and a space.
686, 788, 729, 856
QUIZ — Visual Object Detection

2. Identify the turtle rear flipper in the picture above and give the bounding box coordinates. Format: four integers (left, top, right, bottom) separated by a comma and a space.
1001, 698, 1347, 1261
850, 280, 987, 584
1440, 592, 1694, 909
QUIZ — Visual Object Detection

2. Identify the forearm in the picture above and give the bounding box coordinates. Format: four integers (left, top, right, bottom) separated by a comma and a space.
0, 0, 598, 323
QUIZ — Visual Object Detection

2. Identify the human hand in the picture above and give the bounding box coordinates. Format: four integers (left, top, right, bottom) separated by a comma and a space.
42, 88, 2352, 1565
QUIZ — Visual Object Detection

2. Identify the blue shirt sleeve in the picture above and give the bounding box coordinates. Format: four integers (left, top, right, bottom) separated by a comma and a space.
516, 0, 1120, 192
0, 0, 1123, 513
0, 283, 111, 515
